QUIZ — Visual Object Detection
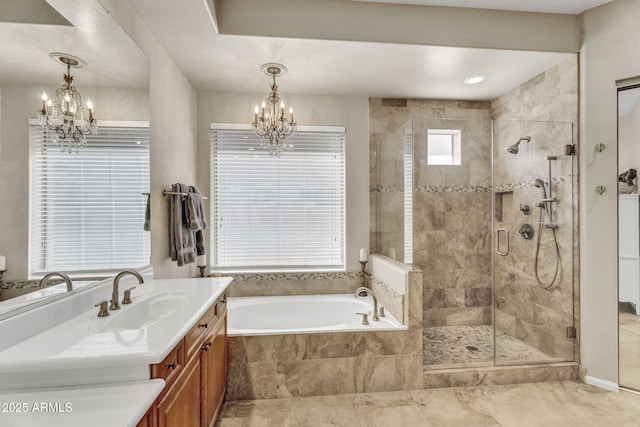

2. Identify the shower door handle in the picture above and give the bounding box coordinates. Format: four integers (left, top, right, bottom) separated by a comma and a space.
496, 228, 509, 256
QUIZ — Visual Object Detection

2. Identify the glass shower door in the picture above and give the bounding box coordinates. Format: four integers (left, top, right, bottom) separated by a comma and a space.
492, 119, 576, 365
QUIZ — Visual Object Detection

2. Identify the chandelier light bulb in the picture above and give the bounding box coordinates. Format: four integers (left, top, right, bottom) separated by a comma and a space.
41, 91, 48, 101
86, 100, 93, 110
261, 101, 266, 109
64, 93, 71, 103
254, 105, 259, 114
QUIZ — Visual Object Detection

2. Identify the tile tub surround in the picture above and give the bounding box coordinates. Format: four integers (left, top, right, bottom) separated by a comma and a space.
227, 329, 424, 400
368, 254, 423, 328
216, 380, 640, 427
225, 264, 423, 400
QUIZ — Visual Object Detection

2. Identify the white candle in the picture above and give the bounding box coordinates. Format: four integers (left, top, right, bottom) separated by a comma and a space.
0, 255, 5, 271
359, 248, 367, 262
388, 248, 396, 260
197, 255, 206, 267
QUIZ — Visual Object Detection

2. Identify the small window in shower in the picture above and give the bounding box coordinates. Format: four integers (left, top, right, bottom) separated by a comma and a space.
427, 129, 461, 165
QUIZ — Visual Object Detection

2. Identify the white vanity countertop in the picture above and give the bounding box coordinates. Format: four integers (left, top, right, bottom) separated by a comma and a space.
0, 379, 164, 427
0, 277, 232, 373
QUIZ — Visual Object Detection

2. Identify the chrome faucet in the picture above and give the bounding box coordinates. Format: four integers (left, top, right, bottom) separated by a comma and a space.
110, 270, 144, 310
354, 286, 379, 321
39, 272, 73, 292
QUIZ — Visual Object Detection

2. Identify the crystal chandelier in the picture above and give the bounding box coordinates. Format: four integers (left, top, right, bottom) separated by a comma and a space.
251, 63, 297, 157
38, 53, 97, 153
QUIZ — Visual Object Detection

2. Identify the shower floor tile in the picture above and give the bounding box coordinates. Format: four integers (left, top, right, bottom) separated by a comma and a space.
423, 325, 553, 369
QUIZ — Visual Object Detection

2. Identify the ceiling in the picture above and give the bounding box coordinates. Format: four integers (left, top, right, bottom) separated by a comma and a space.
129, 0, 582, 100
0, 0, 147, 88
349, 0, 614, 14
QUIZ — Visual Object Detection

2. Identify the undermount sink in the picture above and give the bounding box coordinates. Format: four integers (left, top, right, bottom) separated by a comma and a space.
95, 291, 191, 332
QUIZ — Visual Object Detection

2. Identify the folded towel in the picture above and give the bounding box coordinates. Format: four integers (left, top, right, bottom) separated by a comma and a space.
185, 186, 208, 231
143, 193, 151, 231
169, 183, 196, 266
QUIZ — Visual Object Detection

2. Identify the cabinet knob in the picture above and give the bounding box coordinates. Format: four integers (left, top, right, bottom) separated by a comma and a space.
167, 361, 178, 370
202, 341, 212, 352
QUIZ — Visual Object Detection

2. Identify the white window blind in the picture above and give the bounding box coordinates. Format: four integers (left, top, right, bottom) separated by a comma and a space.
29, 120, 151, 277
404, 127, 414, 265
210, 124, 345, 271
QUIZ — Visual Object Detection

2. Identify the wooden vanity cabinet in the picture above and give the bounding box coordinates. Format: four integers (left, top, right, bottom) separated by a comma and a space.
201, 316, 227, 427
156, 356, 201, 427
149, 292, 227, 427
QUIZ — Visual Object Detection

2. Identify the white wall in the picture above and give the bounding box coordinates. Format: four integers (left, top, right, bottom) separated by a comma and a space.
196, 91, 369, 271
98, 0, 199, 279
0, 84, 148, 279
580, 0, 640, 385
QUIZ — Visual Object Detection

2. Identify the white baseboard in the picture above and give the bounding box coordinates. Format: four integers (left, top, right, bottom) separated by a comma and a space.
585, 375, 619, 392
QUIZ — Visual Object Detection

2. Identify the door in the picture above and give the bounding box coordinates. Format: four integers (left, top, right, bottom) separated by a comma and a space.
618, 84, 640, 390
492, 119, 576, 366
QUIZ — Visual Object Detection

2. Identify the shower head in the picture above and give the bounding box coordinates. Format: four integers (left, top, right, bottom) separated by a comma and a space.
506, 136, 531, 155
533, 178, 547, 198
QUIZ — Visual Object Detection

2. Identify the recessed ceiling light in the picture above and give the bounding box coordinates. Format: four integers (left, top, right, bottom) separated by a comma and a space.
464, 75, 486, 85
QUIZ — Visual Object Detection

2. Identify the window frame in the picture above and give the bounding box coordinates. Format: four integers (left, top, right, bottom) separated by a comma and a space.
209, 123, 346, 273
427, 129, 462, 166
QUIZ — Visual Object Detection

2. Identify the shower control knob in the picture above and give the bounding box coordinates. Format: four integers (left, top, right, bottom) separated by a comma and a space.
519, 204, 532, 215
519, 224, 534, 240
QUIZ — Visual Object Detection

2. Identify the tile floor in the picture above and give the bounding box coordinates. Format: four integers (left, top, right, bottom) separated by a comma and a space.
215, 380, 640, 426
424, 325, 558, 369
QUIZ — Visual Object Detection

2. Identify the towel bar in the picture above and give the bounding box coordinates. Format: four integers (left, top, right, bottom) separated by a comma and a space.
162, 189, 208, 199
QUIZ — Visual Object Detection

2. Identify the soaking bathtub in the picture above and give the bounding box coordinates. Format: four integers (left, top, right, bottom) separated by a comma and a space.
227, 294, 406, 336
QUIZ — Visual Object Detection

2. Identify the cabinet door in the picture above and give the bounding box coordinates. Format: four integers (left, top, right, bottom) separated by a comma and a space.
156, 356, 201, 427
135, 408, 153, 427
201, 316, 227, 427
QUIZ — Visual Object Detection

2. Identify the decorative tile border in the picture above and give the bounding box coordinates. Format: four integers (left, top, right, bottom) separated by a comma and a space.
371, 276, 403, 299
415, 186, 492, 193
216, 271, 361, 281
495, 175, 573, 193
371, 185, 491, 193
371, 175, 573, 194
1, 276, 108, 290
1, 280, 43, 290
370, 185, 404, 193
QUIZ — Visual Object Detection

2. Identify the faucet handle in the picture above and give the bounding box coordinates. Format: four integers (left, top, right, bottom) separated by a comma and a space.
122, 287, 135, 305
94, 300, 109, 317
378, 306, 386, 317
355, 312, 370, 325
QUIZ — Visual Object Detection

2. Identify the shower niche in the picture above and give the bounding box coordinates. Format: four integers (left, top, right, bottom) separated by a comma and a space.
370, 97, 577, 371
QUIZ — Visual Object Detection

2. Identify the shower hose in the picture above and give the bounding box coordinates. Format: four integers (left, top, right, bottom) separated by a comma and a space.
534, 202, 560, 289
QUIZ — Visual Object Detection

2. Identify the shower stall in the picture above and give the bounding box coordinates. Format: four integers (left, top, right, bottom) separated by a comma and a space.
370, 100, 577, 371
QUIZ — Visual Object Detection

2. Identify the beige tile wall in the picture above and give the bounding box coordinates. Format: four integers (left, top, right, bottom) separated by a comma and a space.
491, 56, 579, 360
369, 98, 493, 329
